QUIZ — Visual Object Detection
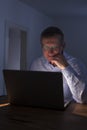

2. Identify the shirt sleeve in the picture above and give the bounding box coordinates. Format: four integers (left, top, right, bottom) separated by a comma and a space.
62, 58, 87, 103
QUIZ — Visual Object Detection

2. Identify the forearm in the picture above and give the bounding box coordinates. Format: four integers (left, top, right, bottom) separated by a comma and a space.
62, 65, 87, 103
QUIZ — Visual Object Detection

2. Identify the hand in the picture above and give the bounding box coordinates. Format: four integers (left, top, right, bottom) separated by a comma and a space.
50, 54, 69, 69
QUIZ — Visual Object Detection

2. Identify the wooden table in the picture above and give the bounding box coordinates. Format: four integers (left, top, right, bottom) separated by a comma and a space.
0, 96, 87, 130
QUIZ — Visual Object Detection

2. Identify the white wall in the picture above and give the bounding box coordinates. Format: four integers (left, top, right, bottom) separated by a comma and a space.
55, 15, 87, 67
0, 0, 56, 95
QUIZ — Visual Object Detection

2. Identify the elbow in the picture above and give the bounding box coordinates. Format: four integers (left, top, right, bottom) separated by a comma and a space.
73, 98, 83, 104
73, 89, 87, 104
81, 88, 87, 104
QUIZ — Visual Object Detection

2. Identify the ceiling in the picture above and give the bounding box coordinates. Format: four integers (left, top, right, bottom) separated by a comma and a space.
19, 0, 87, 18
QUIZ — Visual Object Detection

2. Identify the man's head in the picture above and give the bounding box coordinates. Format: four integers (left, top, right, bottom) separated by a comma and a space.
40, 26, 65, 62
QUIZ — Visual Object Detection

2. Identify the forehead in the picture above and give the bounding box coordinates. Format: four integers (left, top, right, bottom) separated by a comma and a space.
41, 36, 61, 45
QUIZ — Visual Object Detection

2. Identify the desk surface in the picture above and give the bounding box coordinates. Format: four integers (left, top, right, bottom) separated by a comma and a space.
0, 96, 87, 130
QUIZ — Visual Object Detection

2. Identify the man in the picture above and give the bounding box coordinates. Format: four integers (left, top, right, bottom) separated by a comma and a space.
30, 26, 87, 103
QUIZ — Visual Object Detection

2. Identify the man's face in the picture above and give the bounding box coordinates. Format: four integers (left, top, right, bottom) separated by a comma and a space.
41, 36, 65, 62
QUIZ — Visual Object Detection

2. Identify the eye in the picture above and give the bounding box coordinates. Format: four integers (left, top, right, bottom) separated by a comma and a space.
43, 46, 49, 50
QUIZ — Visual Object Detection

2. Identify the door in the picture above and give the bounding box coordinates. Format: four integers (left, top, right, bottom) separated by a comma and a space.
4, 23, 27, 70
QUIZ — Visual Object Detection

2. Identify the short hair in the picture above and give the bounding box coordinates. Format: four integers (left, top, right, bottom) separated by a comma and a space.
40, 26, 64, 43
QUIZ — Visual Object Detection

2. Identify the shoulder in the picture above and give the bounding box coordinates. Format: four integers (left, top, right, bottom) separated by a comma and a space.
30, 56, 46, 70
64, 52, 87, 72
64, 52, 82, 64
32, 56, 45, 64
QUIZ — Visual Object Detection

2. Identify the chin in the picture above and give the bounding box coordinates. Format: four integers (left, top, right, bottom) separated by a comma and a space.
44, 56, 53, 62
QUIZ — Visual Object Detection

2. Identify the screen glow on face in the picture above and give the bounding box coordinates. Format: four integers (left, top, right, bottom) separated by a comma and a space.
42, 44, 60, 51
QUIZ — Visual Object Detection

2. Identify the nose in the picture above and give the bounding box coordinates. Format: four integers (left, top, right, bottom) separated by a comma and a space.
48, 48, 55, 56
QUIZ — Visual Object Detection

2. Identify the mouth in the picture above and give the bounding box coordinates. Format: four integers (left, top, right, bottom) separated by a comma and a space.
48, 53, 59, 58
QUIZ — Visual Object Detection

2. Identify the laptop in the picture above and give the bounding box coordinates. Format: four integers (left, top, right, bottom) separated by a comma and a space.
3, 69, 71, 110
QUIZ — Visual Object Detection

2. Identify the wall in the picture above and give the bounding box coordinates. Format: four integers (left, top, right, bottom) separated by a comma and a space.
0, 0, 56, 95
55, 15, 87, 67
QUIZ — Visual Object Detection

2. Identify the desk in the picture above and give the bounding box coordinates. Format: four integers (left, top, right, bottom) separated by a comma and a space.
0, 96, 87, 130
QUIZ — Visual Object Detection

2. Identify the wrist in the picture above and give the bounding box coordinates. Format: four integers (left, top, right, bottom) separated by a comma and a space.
61, 63, 69, 70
